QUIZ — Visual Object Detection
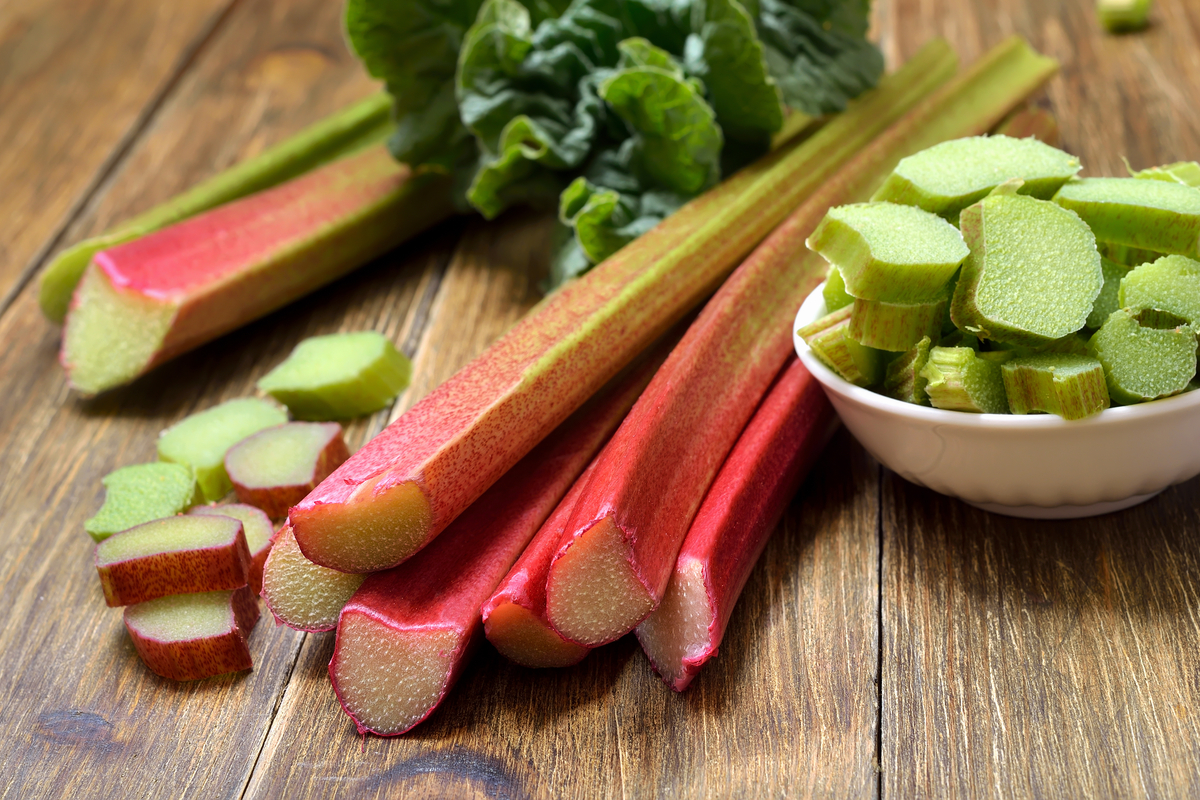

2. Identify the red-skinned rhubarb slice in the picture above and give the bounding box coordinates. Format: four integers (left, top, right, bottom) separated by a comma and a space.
290, 41, 962, 575
636, 358, 838, 690
189, 504, 274, 596
481, 461, 596, 669
329, 346, 664, 735
224, 422, 350, 519
124, 586, 260, 681
95, 515, 250, 607
61, 145, 455, 395
544, 38, 1057, 648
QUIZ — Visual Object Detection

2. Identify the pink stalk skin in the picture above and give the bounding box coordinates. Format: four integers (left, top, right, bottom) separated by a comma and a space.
288, 41, 962, 575
226, 423, 350, 519
329, 348, 664, 736
543, 36, 1056, 648
189, 504, 275, 596
481, 461, 597, 669
61, 146, 454, 392
636, 359, 838, 691
95, 519, 251, 607
125, 586, 260, 681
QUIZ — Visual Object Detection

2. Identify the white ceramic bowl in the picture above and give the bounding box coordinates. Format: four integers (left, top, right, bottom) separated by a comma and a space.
794, 285, 1200, 518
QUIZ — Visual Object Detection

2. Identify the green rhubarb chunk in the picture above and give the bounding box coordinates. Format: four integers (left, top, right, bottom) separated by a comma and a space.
797, 306, 886, 387
992, 332, 1093, 358
1000, 353, 1110, 419
39, 93, 394, 324
1118, 255, 1200, 325
1089, 309, 1198, 404
921, 346, 1011, 413
1098, 0, 1151, 32
157, 398, 288, 501
952, 192, 1102, 346
1087, 257, 1134, 329
84, 463, 201, 542
871, 135, 1081, 221
1130, 161, 1200, 188
882, 336, 933, 404
257, 332, 411, 420
806, 202, 968, 302
1053, 178, 1200, 256
822, 265, 854, 313
849, 288, 949, 352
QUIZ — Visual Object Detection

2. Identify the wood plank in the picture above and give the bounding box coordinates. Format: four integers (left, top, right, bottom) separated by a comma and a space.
244, 419, 880, 799
877, 4, 1200, 795
0, 0, 234, 306
0, 0, 464, 796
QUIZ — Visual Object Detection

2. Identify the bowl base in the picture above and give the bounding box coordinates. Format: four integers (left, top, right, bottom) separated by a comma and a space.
964, 490, 1165, 520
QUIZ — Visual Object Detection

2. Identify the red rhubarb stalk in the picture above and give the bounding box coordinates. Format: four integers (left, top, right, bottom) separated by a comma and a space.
289, 40, 959, 575
481, 460, 597, 669
543, 36, 1057, 647
635, 358, 838, 690
328, 352, 662, 735
61, 145, 455, 395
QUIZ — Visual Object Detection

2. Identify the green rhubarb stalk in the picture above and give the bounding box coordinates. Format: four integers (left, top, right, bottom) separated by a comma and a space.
40, 93, 393, 323
289, 40, 964, 574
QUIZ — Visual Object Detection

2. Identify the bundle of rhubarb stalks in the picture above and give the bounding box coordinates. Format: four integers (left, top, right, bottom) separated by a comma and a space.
256, 38, 1058, 735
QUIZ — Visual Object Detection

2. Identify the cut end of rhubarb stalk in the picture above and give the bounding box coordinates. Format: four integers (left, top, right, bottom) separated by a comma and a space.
290, 475, 432, 573
483, 602, 590, 669
545, 517, 655, 647
635, 559, 714, 691
190, 503, 274, 595
261, 525, 365, 631
62, 263, 176, 396
225, 422, 349, 519
330, 611, 459, 736
124, 586, 259, 681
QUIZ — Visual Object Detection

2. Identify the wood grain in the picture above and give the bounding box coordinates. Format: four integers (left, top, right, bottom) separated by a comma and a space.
0, 0, 234, 306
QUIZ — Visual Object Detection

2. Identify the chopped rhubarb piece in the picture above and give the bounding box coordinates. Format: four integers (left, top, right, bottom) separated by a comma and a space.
1098, 0, 1151, 32
871, 134, 1079, 220
189, 504, 274, 596
157, 398, 288, 502
84, 462, 200, 542
124, 587, 260, 681
1089, 309, 1198, 404
636, 358, 837, 690
330, 343, 665, 734
224, 422, 349, 519
261, 525, 365, 633
822, 266, 854, 312
289, 40, 967, 575
60, 145, 454, 395
1087, 256, 1135, 330
1052, 177, 1200, 256
1130, 160, 1200, 188
482, 462, 598, 669
95, 515, 250, 607
257, 332, 411, 420
883, 335, 933, 404
806, 202, 968, 302
921, 346, 1011, 413
40, 93, 393, 323
798, 306, 887, 387
544, 39, 1057, 648
1118, 255, 1200, 326
952, 191, 1102, 346
1001, 353, 1110, 419
849, 288, 950, 352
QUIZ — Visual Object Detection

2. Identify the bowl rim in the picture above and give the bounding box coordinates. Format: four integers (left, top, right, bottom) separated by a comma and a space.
794, 283, 1200, 430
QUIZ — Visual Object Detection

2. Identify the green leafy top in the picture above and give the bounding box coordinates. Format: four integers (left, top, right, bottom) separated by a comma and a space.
346, 0, 881, 285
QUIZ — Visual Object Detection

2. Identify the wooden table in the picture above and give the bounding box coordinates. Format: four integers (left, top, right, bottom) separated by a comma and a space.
2, 0, 1198, 797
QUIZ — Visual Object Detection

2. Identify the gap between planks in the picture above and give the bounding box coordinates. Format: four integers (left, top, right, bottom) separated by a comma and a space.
0, 0, 244, 325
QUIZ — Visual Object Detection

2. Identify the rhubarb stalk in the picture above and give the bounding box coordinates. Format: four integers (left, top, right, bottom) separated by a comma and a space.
543, 37, 1057, 648
61, 145, 455, 395
328, 350, 663, 735
41, 94, 394, 323
636, 358, 838, 690
289, 40, 960, 575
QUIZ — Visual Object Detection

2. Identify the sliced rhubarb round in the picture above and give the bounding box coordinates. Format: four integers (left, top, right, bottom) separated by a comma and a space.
124, 586, 260, 681
261, 525, 364, 632
95, 515, 250, 607
224, 422, 349, 518
190, 504, 274, 596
